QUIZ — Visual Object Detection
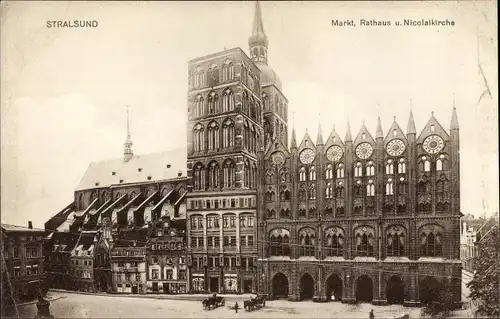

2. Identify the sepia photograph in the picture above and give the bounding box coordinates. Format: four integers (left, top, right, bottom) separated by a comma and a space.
1, 1, 498, 318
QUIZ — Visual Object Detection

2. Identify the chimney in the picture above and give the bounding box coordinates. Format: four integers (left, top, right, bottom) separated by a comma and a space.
28, 221, 33, 229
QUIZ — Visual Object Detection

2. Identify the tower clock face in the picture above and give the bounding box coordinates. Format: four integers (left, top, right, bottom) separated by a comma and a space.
326, 145, 343, 162
386, 139, 406, 156
355, 142, 374, 159
423, 135, 444, 154
299, 148, 315, 164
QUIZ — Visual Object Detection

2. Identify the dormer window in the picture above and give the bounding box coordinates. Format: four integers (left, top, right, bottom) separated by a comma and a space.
112, 172, 116, 176
167, 164, 171, 168
95, 182, 100, 186
138, 168, 142, 172
430, 125, 435, 132
119, 179, 124, 183
177, 171, 182, 177
147, 176, 152, 181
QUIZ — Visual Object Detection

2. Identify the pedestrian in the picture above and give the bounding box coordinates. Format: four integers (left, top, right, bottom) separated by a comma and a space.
234, 302, 239, 313
369, 309, 375, 319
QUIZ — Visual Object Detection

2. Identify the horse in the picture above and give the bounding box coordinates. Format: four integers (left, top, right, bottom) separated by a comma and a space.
244, 299, 256, 311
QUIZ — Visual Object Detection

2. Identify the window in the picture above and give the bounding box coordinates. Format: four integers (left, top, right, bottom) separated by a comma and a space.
355, 230, 374, 257
179, 269, 186, 280
398, 159, 406, 174
240, 236, 247, 246
387, 228, 405, 257
299, 229, 315, 257
230, 216, 236, 228
193, 124, 205, 152
193, 163, 205, 191
436, 159, 443, 171
386, 159, 394, 175
223, 160, 236, 188
325, 228, 344, 257
366, 182, 375, 196
230, 236, 236, 247
366, 161, 375, 176
207, 121, 219, 150
214, 237, 220, 248
422, 157, 431, 172
13, 247, 19, 258
325, 164, 333, 179
325, 183, 333, 198
354, 162, 362, 177
222, 119, 235, 148
269, 230, 291, 256
309, 185, 316, 199
386, 179, 394, 195
336, 164, 345, 178
166, 269, 173, 279
152, 269, 159, 280
420, 230, 443, 257
25, 246, 38, 258
299, 167, 306, 181
309, 166, 316, 181
223, 216, 229, 228
248, 236, 254, 246
224, 236, 230, 247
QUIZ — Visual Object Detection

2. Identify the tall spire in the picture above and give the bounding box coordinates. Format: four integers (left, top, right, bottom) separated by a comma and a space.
248, 1, 268, 64
451, 95, 459, 130
316, 118, 324, 145
376, 115, 383, 139
345, 119, 352, 142
124, 105, 133, 162
290, 111, 297, 148
407, 100, 416, 134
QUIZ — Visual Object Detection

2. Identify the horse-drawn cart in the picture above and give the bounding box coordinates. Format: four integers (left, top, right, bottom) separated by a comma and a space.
202, 295, 225, 310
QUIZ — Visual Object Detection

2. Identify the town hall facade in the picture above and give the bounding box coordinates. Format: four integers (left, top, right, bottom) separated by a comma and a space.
185, 1, 461, 306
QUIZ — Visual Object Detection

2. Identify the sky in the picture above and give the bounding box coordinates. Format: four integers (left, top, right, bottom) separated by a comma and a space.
1, 1, 498, 228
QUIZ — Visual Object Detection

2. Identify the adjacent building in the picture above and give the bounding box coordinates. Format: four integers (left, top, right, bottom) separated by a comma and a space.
44, 231, 81, 290
146, 216, 187, 294
460, 215, 485, 272
2, 222, 46, 302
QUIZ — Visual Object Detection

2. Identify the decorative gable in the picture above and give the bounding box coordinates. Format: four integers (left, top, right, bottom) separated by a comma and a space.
353, 125, 375, 146
416, 114, 450, 143
384, 120, 408, 146
298, 132, 315, 150
325, 127, 345, 148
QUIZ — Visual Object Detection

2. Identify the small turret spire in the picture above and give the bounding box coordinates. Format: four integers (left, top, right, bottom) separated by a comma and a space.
345, 119, 352, 142
376, 115, 383, 139
407, 101, 416, 134
316, 118, 324, 145
124, 105, 133, 162
290, 127, 297, 149
248, 1, 268, 64
451, 95, 459, 130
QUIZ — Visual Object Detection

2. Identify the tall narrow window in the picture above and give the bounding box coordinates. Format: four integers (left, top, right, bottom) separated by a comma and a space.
309, 184, 316, 200
354, 162, 363, 177
366, 161, 375, 176
208, 121, 219, 150
326, 182, 333, 198
299, 167, 306, 181
309, 166, 316, 181
398, 159, 406, 174
325, 164, 333, 179
337, 164, 345, 178
222, 119, 234, 148
386, 159, 394, 175
386, 179, 394, 195
223, 160, 235, 188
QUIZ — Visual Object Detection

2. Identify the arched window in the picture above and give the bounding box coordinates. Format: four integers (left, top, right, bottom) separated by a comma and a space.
251, 163, 257, 188
265, 190, 275, 202
398, 158, 406, 174
193, 123, 205, 153
193, 163, 205, 191
242, 91, 249, 114
207, 91, 218, 114
298, 208, 306, 217
398, 179, 407, 194
208, 161, 219, 189
336, 185, 344, 197
325, 164, 333, 179
309, 166, 316, 181
223, 160, 235, 188
354, 162, 363, 177
422, 157, 431, 172
436, 159, 443, 171
250, 125, 256, 153
78, 193, 85, 210
309, 184, 316, 199
325, 227, 344, 257
336, 163, 345, 178
325, 182, 333, 198
269, 229, 290, 256
354, 183, 363, 196
266, 171, 274, 185
366, 161, 375, 176
386, 159, 394, 175
222, 60, 234, 82
222, 89, 234, 112
299, 167, 306, 181
386, 178, 394, 195
244, 160, 250, 188
419, 225, 444, 257
208, 121, 219, 150
355, 227, 375, 257
280, 208, 290, 218
207, 64, 219, 86
366, 182, 375, 196
222, 119, 234, 148
194, 95, 204, 117
387, 226, 405, 257
262, 93, 269, 112
299, 228, 316, 257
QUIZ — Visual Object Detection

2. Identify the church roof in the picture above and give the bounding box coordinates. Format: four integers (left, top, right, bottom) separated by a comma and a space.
76, 148, 187, 191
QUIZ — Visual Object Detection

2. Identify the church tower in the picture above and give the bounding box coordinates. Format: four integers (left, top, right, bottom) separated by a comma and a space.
249, 1, 288, 148
124, 106, 133, 162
